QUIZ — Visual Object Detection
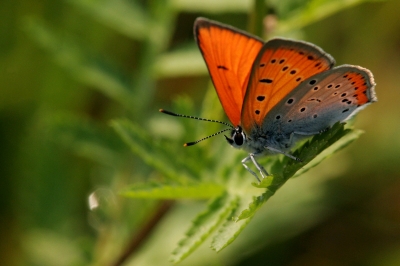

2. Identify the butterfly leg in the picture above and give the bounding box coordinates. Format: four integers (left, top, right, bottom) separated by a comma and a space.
250, 154, 270, 178
242, 154, 269, 182
241, 156, 260, 182
264, 146, 302, 162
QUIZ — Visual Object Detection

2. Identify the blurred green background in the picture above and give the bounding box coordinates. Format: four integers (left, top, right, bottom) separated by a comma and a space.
1, 0, 400, 265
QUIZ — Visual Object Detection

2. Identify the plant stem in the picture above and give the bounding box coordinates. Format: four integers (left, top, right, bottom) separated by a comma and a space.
248, 0, 266, 38
111, 200, 175, 266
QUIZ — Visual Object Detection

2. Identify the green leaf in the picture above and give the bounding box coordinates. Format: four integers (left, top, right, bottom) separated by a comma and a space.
120, 182, 225, 199
293, 127, 363, 178
235, 189, 276, 221
171, 194, 239, 263
279, 122, 354, 179
210, 196, 255, 252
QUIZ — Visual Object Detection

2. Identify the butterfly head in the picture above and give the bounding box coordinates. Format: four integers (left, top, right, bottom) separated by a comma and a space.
225, 126, 246, 149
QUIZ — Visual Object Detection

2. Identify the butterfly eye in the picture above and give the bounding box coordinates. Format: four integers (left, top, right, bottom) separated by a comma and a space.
233, 132, 244, 146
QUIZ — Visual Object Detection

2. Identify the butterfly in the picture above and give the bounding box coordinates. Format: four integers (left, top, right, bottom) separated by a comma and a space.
160, 17, 377, 181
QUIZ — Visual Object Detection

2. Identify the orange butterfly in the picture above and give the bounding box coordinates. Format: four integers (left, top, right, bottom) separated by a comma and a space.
161, 18, 377, 181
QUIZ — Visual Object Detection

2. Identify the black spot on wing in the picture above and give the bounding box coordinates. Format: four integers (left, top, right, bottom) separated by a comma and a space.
217, 65, 228, 70
257, 96, 265, 101
260, 78, 273, 83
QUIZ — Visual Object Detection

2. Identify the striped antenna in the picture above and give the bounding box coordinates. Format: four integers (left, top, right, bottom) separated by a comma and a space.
159, 109, 233, 146
159, 109, 233, 128
184, 128, 231, 146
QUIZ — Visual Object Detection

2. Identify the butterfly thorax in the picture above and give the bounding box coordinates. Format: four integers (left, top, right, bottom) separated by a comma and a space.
225, 125, 297, 156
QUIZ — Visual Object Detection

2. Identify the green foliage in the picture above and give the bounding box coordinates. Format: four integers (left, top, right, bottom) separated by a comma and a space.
3, 0, 387, 265
117, 111, 360, 261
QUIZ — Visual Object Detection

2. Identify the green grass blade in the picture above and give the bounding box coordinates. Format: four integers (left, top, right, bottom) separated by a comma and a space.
293, 128, 363, 178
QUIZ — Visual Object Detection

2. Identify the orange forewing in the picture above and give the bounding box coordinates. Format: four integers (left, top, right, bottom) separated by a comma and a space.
194, 18, 264, 126
241, 39, 335, 133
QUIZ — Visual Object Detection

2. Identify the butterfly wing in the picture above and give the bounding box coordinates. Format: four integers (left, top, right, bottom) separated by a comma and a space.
194, 18, 264, 126
263, 65, 376, 136
241, 38, 335, 134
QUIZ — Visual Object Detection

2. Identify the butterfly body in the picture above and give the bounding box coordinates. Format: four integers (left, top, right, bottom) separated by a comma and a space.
163, 18, 377, 181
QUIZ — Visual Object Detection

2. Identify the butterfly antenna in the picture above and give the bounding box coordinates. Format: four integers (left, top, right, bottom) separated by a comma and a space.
159, 109, 233, 128
184, 128, 231, 147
